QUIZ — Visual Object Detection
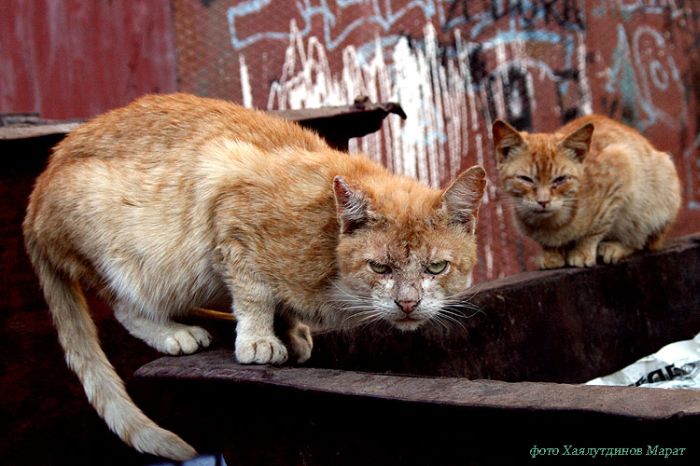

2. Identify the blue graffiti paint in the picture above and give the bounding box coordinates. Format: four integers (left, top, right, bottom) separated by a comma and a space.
227, 0, 439, 52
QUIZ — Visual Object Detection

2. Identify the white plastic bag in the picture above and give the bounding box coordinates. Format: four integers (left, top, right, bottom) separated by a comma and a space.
586, 333, 700, 389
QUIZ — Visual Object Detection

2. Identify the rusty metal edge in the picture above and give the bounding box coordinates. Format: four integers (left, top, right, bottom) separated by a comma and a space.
0, 99, 405, 142
135, 348, 700, 421
0, 123, 81, 141
269, 99, 406, 122
462, 233, 700, 298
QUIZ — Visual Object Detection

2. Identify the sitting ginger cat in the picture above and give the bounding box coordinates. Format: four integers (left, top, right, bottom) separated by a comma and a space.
23, 93, 486, 459
493, 115, 681, 269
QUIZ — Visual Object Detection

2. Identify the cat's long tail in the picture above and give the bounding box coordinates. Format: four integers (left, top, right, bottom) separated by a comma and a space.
25, 244, 197, 461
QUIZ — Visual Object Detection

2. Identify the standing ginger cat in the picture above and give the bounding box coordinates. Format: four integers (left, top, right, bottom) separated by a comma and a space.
492, 115, 680, 268
23, 93, 486, 460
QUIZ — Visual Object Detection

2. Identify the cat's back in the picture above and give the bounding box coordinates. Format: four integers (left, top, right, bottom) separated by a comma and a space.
25, 94, 334, 247
559, 114, 652, 154
51, 93, 329, 164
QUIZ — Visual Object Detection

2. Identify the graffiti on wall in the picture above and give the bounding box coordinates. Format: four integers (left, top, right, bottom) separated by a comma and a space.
176, 0, 700, 280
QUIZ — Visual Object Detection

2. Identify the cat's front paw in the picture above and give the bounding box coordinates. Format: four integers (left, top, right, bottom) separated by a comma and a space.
236, 335, 288, 364
162, 326, 212, 355
537, 250, 566, 269
566, 248, 597, 267
598, 241, 634, 264
287, 323, 313, 364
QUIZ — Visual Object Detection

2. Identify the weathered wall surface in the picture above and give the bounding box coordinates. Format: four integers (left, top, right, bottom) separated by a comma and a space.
174, 0, 700, 281
0, 0, 177, 119
1, 1, 697, 282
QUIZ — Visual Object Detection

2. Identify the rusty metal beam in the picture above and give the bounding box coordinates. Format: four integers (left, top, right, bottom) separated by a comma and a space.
0, 98, 405, 150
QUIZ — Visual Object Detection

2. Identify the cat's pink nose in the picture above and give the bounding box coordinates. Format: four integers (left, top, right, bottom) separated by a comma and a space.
395, 300, 419, 314
538, 199, 550, 208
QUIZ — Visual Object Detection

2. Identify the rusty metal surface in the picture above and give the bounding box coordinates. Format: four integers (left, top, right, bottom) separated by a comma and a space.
136, 349, 700, 421
0, 0, 177, 119
0, 100, 403, 149
0, 123, 80, 141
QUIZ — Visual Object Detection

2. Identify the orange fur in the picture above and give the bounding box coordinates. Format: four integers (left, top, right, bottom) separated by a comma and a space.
493, 115, 681, 268
23, 93, 486, 459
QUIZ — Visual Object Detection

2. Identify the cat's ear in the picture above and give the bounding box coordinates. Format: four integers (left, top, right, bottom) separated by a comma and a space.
560, 123, 594, 162
492, 120, 525, 163
441, 165, 486, 234
333, 176, 371, 235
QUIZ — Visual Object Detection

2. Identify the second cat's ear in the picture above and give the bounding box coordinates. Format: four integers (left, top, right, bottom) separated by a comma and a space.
492, 120, 525, 163
333, 176, 371, 235
560, 123, 594, 161
441, 165, 487, 234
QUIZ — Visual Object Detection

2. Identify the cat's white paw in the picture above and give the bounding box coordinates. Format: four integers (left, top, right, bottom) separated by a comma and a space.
287, 323, 313, 364
162, 326, 212, 355
598, 241, 633, 264
566, 248, 597, 267
236, 335, 288, 364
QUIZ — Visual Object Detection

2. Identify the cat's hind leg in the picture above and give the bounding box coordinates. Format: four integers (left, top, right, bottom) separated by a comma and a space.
276, 313, 313, 364
645, 222, 673, 251
114, 301, 212, 355
597, 241, 635, 264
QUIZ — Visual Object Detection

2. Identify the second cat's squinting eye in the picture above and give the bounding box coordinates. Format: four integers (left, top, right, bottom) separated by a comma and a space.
426, 260, 449, 275
551, 175, 569, 185
516, 175, 534, 183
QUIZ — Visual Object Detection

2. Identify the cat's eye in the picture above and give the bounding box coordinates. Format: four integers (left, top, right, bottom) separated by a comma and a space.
426, 260, 449, 275
368, 261, 391, 274
551, 175, 569, 185
516, 175, 534, 183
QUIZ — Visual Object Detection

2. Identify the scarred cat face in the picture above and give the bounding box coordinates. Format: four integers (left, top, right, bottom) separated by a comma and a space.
492, 120, 592, 225
331, 167, 485, 331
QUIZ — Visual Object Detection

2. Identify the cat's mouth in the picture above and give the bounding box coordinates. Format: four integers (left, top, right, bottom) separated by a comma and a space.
391, 315, 425, 331
531, 207, 556, 216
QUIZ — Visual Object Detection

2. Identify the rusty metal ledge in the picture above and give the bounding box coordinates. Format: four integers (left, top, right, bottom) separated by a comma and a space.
0, 98, 404, 150
135, 349, 700, 421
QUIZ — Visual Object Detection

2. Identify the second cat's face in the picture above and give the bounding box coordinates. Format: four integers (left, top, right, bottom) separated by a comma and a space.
492, 120, 593, 224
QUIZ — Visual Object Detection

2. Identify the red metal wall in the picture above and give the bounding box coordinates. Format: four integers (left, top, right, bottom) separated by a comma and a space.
1, 1, 698, 282
0, 0, 177, 119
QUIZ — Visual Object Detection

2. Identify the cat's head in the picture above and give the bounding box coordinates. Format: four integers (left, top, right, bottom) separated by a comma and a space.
331, 166, 486, 331
492, 119, 593, 225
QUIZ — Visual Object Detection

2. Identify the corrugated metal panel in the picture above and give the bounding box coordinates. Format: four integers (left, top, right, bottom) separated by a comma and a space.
0, 0, 177, 119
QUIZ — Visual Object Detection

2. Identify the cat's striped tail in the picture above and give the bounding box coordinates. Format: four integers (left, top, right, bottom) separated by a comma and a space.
24, 241, 197, 461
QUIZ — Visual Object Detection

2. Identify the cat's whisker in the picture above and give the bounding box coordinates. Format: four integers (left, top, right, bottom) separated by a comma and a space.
431, 313, 464, 332
430, 316, 449, 332
440, 299, 485, 319
345, 311, 386, 330
436, 312, 466, 330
